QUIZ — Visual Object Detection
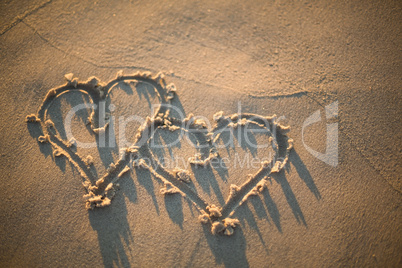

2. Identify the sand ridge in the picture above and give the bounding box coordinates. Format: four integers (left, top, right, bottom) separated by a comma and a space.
26, 70, 294, 235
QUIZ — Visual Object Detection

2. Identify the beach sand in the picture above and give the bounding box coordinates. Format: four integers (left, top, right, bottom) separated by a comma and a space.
1, 0, 401, 267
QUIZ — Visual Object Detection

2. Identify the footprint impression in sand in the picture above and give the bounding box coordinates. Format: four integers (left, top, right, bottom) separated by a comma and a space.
26, 71, 293, 236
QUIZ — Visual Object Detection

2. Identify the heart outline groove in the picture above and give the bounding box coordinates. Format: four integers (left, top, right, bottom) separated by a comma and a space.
26, 70, 294, 236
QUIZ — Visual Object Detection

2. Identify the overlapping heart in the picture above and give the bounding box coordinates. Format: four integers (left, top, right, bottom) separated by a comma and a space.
26, 71, 293, 235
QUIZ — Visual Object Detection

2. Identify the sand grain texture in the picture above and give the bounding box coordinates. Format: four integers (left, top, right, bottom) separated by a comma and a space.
1, 0, 401, 267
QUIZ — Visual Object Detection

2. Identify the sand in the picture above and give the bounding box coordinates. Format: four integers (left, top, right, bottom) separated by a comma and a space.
1, 0, 401, 267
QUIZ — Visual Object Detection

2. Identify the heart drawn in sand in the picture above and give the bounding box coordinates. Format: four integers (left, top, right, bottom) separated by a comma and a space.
26, 70, 293, 236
